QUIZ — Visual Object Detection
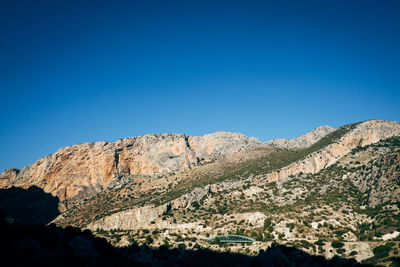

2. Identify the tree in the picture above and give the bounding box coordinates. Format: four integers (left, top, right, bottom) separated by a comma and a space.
256, 232, 263, 241
128, 236, 137, 245
278, 232, 285, 239
263, 232, 274, 241
373, 244, 392, 259
191, 201, 200, 209
331, 240, 344, 249
146, 235, 153, 244
264, 218, 272, 229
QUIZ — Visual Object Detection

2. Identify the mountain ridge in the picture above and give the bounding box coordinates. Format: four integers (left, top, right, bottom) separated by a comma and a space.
52, 120, 399, 229
2, 120, 399, 212
2, 119, 400, 265
0, 131, 261, 209
265, 125, 336, 149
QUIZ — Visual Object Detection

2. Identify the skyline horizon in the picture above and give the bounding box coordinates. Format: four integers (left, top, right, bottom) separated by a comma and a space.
2, 118, 398, 172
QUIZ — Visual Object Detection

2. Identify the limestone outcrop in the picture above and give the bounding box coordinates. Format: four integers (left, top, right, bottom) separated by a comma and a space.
266, 126, 336, 149
0, 168, 19, 188
86, 205, 167, 231
350, 153, 400, 207
0, 132, 260, 209
265, 120, 400, 182
85, 186, 211, 231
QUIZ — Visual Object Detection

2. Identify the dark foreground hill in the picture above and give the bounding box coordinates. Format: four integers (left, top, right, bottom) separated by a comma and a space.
0, 212, 372, 267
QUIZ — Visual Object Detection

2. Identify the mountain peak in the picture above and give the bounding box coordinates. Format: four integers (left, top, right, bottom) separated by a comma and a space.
265, 125, 336, 149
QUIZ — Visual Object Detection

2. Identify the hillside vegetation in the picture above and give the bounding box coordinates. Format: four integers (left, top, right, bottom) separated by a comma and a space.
56, 123, 359, 228
82, 136, 400, 266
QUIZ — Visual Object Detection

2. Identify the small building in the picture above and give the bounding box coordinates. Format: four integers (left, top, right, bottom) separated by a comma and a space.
208, 235, 255, 243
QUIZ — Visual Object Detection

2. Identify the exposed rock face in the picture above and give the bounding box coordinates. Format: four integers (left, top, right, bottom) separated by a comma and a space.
189, 132, 260, 161
350, 153, 400, 207
84, 176, 267, 232
0, 168, 19, 188
0, 132, 260, 209
265, 120, 400, 182
266, 126, 336, 149
86, 186, 210, 231
86, 205, 167, 231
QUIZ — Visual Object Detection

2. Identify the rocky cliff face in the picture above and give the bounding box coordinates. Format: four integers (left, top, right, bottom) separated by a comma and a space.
0, 168, 19, 188
85, 186, 211, 231
266, 126, 336, 149
0, 132, 260, 209
265, 120, 400, 182
348, 151, 400, 207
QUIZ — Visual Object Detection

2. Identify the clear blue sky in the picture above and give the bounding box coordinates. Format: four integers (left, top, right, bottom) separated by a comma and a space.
1, 0, 399, 171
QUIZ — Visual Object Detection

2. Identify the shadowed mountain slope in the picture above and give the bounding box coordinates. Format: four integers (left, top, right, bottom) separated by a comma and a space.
0, 214, 371, 267
0, 186, 60, 225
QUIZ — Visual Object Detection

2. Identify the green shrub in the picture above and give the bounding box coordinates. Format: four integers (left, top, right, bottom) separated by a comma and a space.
349, 251, 358, 256
286, 223, 295, 231
337, 248, 346, 254
264, 218, 272, 229
256, 233, 263, 241
373, 244, 391, 259
128, 236, 137, 245
331, 240, 344, 248
145, 235, 153, 244
314, 240, 325, 246
263, 232, 274, 241
191, 201, 200, 209
178, 243, 187, 250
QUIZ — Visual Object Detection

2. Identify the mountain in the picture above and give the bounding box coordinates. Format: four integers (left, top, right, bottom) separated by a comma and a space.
1, 119, 400, 266
265, 120, 400, 182
0, 132, 260, 210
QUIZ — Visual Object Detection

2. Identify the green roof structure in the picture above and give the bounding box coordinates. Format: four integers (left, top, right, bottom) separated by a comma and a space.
207, 235, 255, 243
